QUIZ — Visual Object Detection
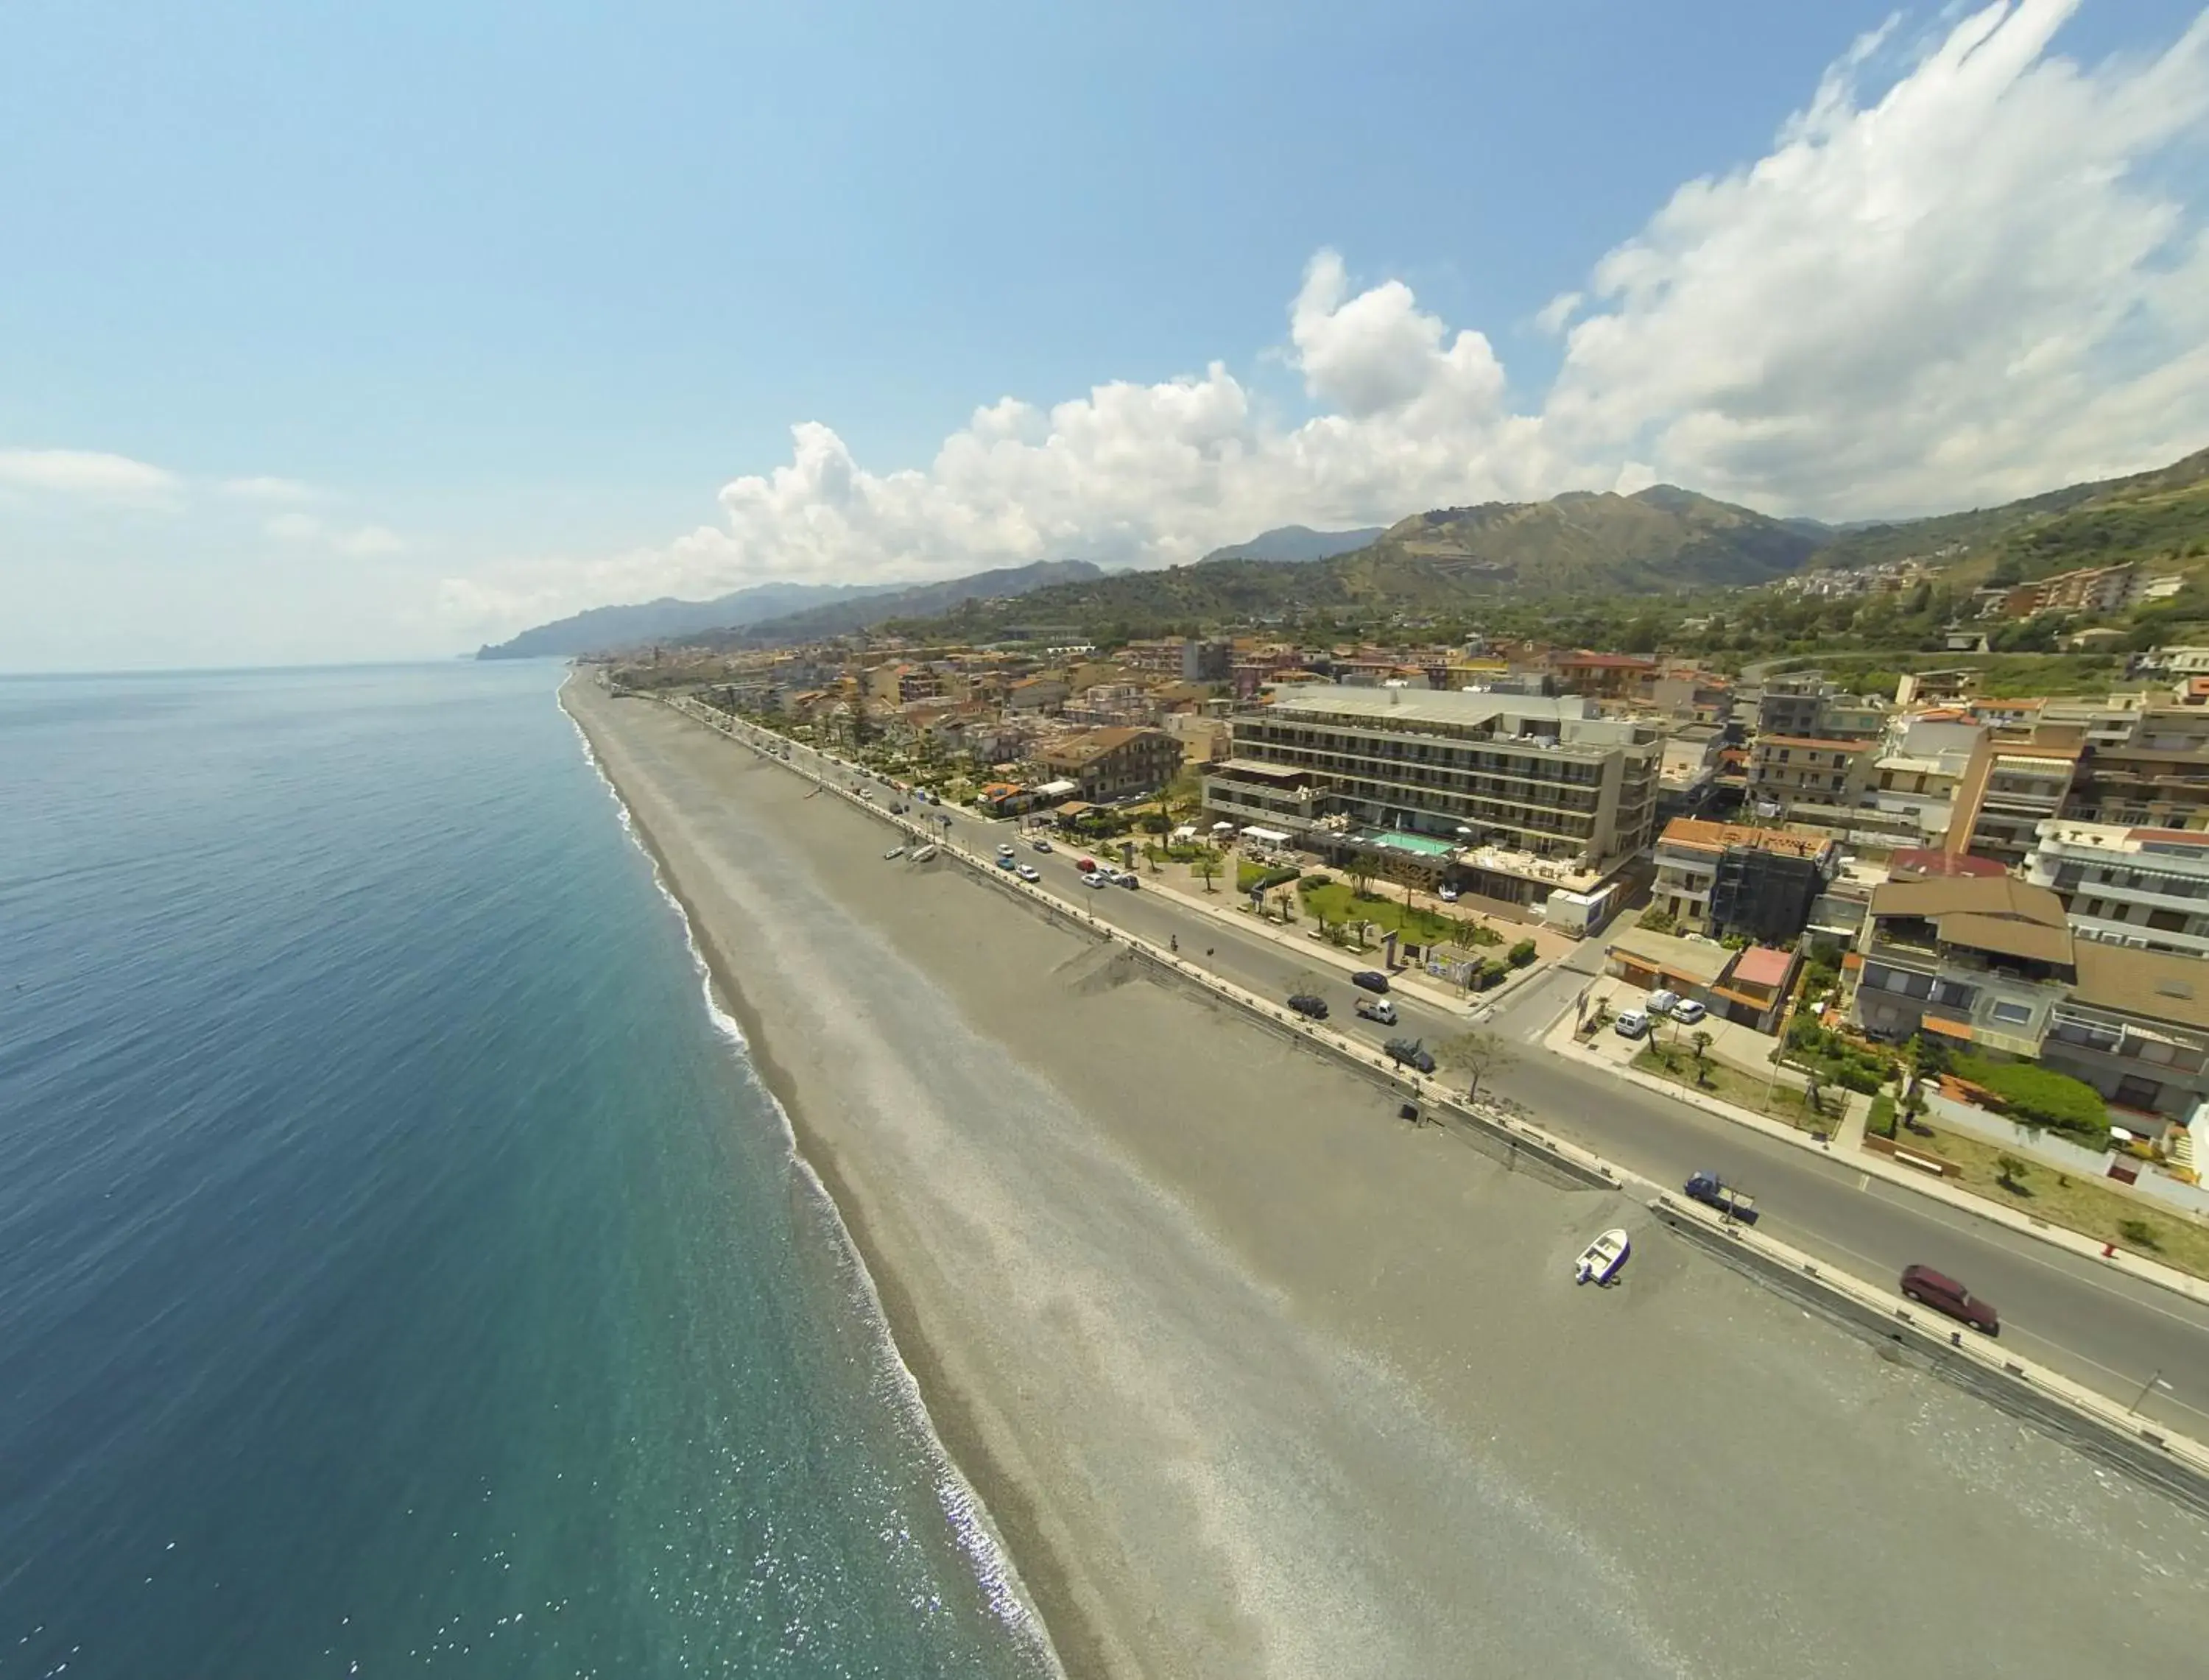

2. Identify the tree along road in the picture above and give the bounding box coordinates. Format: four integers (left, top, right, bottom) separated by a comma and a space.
752, 722, 2209, 1437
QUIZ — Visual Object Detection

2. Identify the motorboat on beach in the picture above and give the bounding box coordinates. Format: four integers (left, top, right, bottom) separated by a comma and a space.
1574, 1227, 1630, 1286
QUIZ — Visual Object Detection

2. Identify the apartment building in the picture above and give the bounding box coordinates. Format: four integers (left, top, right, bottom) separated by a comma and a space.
2046, 942, 2209, 1118
1988, 562, 2142, 619
1206, 685, 1662, 902
1945, 730, 2085, 865
1850, 875, 2081, 1058
1036, 727, 1182, 801
1746, 735, 1874, 825
2025, 820, 2209, 957
1848, 873, 2209, 1117
1651, 819, 1836, 943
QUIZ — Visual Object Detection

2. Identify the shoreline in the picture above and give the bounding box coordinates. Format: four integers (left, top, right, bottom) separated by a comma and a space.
564, 679, 1105, 1679
560, 674, 2209, 1679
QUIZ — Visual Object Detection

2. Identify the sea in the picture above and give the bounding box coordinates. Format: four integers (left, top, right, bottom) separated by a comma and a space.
0, 661, 1057, 1680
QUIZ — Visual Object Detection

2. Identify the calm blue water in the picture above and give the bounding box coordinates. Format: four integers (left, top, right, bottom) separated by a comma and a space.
0, 663, 1056, 1679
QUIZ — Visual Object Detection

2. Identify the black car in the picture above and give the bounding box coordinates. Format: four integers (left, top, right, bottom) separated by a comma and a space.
1287, 992, 1330, 1020
1384, 1037, 1437, 1074
1351, 970, 1390, 994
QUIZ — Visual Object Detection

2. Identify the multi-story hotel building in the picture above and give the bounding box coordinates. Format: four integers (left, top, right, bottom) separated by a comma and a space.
1204, 685, 1660, 903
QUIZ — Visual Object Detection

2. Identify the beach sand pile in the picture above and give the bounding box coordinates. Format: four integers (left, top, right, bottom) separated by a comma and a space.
569, 680, 2209, 1680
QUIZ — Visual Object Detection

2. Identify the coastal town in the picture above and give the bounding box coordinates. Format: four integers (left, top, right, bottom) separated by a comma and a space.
599, 617, 2209, 1389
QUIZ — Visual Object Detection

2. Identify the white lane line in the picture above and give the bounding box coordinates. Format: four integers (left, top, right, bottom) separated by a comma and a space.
1847, 1179, 2209, 1331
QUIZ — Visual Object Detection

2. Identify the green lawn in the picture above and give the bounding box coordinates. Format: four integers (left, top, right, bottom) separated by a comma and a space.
1298, 881, 1462, 945
1631, 1044, 1834, 1133
1237, 861, 1301, 894
1913, 1123, 2209, 1281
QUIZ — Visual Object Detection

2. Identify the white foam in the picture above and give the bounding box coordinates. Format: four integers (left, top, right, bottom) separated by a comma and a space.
560, 688, 1064, 1676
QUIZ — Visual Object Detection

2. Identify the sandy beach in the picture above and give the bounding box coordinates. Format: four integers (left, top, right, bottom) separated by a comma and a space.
567, 677, 2209, 1680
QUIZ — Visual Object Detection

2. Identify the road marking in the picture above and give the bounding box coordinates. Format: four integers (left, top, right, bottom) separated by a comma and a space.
1850, 1179, 2209, 1332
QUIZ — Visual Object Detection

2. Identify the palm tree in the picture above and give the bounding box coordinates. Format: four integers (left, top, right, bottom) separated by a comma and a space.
1689, 1029, 1714, 1088
1194, 853, 1221, 894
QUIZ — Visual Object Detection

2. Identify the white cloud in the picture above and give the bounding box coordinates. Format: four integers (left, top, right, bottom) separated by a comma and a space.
222, 475, 317, 503
0, 448, 180, 497
264, 512, 406, 555
1544, 0, 2209, 515
1532, 292, 1582, 336
448, 0, 2199, 634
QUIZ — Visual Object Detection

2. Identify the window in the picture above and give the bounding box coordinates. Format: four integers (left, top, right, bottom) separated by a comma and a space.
1988, 1000, 2034, 1026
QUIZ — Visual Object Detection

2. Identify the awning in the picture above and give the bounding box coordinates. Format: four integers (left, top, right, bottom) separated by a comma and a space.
1920, 1016, 1975, 1041
1240, 825, 1291, 844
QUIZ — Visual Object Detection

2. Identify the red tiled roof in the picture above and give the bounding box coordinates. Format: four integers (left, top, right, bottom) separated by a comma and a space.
1730, 946, 1794, 989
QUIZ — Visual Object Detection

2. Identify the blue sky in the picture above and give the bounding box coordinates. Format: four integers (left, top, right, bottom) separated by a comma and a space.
4, 1, 2207, 668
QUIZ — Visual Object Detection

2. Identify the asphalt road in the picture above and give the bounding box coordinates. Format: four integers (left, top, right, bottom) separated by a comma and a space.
733, 716, 2209, 1435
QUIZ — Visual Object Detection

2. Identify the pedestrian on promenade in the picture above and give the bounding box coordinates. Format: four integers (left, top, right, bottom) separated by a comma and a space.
1170, 935, 1179, 953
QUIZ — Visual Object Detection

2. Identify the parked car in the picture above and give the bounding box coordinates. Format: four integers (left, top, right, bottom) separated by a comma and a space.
1351, 970, 1390, 994
1646, 989, 1682, 1017
1900, 1264, 1999, 1335
1356, 997, 1398, 1026
1287, 992, 1330, 1020
1031, 837, 1054, 853
1077, 857, 1097, 872
995, 854, 1017, 870
1084, 870, 1110, 889
1669, 998, 1707, 1025
1117, 873, 1138, 890
1016, 863, 1041, 881
1613, 1011, 1649, 1039
1437, 885, 1459, 903
1384, 1037, 1437, 1074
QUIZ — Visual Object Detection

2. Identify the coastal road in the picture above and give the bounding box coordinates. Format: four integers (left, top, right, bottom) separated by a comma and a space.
730, 716, 2209, 1433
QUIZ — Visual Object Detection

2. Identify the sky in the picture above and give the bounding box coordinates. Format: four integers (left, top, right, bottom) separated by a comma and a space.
4, 0, 2208, 671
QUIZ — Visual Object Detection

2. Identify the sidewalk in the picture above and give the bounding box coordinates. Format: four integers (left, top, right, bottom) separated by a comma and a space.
1542, 1000, 2209, 1309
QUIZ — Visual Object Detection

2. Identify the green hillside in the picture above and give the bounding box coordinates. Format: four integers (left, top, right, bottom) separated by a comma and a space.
1342, 484, 1817, 597
863, 484, 1818, 643
1809, 445, 2209, 582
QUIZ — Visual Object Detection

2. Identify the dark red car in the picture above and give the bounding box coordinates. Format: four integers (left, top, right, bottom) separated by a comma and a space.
1900, 1264, 1999, 1335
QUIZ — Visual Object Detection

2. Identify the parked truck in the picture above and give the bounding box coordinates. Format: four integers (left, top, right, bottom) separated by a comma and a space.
1683, 1170, 1757, 1224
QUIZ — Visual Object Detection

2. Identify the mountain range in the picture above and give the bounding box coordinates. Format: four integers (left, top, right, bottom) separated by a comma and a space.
1804, 445, 2209, 582
481, 445, 2209, 657
685, 560, 1105, 649
476, 579, 896, 659
1199, 525, 1385, 564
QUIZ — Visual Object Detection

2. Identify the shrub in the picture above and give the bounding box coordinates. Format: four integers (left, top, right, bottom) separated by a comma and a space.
1507, 938, 1538, 968
1867, 1093, 1898, 1139
1238, 863, 1300, 894
1473, 961, 1509, 992
1951, 1055, 2110, 1140
1468, 923, 1504, 946
1297, 874, 1333, 893
1638, 906, 1677, 935
2118, 1218, 2160, 1250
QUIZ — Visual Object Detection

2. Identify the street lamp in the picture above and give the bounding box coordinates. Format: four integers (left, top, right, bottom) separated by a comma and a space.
2129, 1370, 2174, 1416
